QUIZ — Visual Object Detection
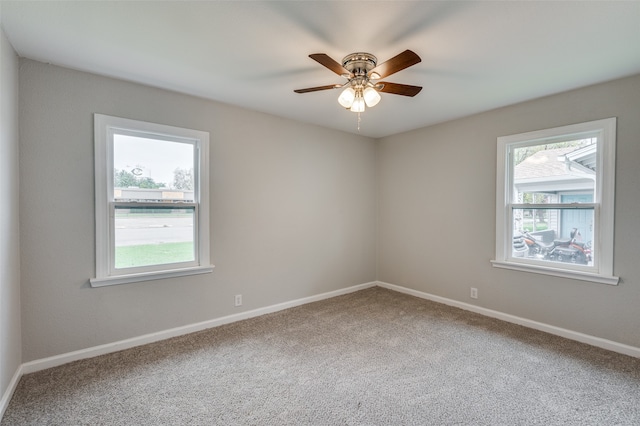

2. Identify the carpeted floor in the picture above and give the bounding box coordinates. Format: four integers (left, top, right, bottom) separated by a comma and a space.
3, 287, 640, 425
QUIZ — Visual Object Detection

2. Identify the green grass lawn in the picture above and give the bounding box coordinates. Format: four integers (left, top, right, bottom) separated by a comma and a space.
115, 242, 194, 269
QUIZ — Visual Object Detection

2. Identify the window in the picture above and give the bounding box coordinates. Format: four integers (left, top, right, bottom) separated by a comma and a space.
493, 118, 618, 285
91, 114, 213, 287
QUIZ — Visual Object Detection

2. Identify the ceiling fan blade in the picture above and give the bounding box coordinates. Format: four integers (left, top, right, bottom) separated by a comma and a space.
294, 84, 341, 94
370, 50, 421, 79
309, 53, 350, 76
378, 82, 423, 97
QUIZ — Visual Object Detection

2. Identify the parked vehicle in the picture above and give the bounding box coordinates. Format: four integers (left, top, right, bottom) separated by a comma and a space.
515, 228, 591, 265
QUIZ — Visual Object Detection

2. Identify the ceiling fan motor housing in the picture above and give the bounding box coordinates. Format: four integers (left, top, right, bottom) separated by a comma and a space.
342, 53, 377, 76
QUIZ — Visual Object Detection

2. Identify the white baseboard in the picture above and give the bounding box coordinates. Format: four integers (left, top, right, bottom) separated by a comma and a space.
377, 281, 640, 359
0, 364, 23, 420
21, 281, 377, 375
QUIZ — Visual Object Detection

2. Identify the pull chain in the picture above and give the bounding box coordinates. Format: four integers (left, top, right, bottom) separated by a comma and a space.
357, 112, 361, 131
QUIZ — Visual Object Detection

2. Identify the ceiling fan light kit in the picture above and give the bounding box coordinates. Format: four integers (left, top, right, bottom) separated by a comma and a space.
295, 50, 423, 115
337, 87, 356, 108
339, 52, 378, 112
363, 86, 381, 107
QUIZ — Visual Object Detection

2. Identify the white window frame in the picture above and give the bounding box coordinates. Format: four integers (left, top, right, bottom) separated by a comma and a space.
492, 118, 618, 285
90, 114, 213, 287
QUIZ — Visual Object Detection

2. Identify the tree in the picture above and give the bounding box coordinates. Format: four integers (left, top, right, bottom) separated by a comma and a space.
114, 169, 137, 188
137, 177, 164, 189
114, 168, 165, 189
514, 139, 594, 166
173, 167, 194, 190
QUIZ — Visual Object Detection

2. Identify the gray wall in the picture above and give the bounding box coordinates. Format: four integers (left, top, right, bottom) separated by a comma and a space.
19, 60, 377, 361
13, 56, 640, 365
0, 25, 21, 399
377, 74, 640, 348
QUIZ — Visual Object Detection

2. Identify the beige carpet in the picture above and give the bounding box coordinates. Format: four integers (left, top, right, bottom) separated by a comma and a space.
3, 287, 640, 425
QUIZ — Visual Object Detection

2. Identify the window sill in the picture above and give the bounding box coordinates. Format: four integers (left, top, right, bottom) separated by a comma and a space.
90, 265, 215, 287
491, 260, 619, 285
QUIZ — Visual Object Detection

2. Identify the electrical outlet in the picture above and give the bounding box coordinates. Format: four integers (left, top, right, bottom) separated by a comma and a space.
470, 288, 478, 299
234, 294, 242, 307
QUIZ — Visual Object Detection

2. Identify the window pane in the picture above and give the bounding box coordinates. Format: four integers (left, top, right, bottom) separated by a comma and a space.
512, 138, 596, 204
113, 134, 195, 202
114, 206, 195, 269
512, 208, 593, 266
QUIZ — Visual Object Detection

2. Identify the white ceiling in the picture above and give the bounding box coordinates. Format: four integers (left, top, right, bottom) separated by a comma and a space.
2, 1, 639, 138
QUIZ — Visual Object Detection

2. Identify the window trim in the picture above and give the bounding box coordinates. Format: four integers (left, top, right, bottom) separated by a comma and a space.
492, 118, 618, 285
91, 114, 213, 287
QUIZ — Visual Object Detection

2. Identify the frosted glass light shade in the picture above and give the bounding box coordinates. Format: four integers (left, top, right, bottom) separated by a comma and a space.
338, 87, 356, 108
350, 96, 365, 112
363, 87, 381, 107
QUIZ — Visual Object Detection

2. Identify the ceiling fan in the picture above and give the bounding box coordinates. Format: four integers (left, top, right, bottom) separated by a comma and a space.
294, 50, 422, 112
